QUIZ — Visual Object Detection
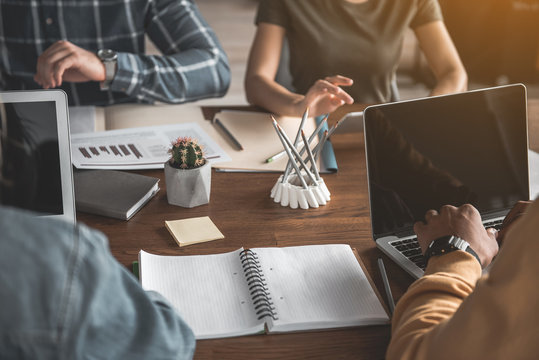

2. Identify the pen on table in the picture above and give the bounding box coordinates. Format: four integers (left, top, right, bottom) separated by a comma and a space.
377, 257, 395, 316
214, 117, 244, 150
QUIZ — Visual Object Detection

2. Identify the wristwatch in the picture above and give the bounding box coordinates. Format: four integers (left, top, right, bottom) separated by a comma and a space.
97, 49, 117, 91
424, 235, 481, 266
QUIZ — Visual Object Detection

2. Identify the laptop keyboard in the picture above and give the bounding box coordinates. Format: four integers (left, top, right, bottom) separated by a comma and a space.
389, 219, 503, 271
390, 238, 426, 269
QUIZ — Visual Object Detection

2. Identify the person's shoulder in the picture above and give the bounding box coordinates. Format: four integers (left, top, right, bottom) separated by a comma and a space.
0, 206, 72, 233
0, 206, 108, 251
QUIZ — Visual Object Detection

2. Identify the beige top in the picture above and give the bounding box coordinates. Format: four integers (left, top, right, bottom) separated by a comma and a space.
387, 199, 539, 359
256, 0, 442, 103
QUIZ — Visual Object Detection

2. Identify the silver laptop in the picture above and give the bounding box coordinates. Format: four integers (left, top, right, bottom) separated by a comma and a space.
0, 90, 76, 223
363, 84, 529, 278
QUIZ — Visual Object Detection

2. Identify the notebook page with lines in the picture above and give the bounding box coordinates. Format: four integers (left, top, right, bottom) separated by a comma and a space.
139, 244, 389, 339
256, 245, 389, 333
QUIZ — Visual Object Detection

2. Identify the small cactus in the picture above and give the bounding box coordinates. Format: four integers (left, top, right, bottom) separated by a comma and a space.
168, 136, 206, 169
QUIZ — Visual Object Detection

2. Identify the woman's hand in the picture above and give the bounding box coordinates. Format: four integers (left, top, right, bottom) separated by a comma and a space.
294, 75, 355, 117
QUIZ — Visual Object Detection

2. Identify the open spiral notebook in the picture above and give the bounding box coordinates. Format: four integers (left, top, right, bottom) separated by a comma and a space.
139, 244, 389, 339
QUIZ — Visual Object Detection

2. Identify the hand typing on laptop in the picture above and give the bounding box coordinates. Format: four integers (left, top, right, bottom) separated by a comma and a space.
496, 200, 533, 244
413, 204, 499, 268
388, 200, 539, 359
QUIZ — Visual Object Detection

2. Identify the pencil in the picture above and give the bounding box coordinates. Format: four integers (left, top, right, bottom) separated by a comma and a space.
313, 130, 328, 163
271, 117, 308, 189
277, 123, 317, 185
215, 118, 244, 151
377, 257, 395, 315
284, 107, 309, 181
301, 130, 320, 181
265, 141, 303, 163
266, 114, 327, 163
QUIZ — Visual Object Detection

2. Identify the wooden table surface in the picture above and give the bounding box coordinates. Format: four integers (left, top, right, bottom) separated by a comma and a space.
77, 99, 538, 360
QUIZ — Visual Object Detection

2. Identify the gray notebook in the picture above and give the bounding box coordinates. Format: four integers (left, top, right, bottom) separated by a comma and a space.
74, 170, 160, 220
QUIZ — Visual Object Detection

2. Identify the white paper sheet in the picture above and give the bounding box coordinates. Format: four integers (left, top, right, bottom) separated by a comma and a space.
68, 106, 97, 134
139, 249, 264, 339
71, 122, 231, 170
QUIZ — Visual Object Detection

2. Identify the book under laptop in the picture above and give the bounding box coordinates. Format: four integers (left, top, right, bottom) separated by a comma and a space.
363, 84, 530, 279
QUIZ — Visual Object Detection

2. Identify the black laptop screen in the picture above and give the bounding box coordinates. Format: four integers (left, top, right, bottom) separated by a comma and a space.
0, 101, 63, 215
365, 85, 529, 238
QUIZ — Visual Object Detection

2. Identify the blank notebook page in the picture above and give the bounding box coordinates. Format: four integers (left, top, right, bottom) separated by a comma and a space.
255, 244, 389, 332
139, 249, 263, 339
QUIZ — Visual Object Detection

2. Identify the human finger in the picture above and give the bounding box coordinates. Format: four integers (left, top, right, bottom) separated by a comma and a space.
305, 80, 351, 105
424, 209, 438, 223
486, 227, 498, 241
324, 75, 354, 86
438, 204, 457, 219
52, 55, 76, 87
497, 201, 531, 245
315, 80, 354, 104
36, 48, 73, 88
501, 200, 532, 229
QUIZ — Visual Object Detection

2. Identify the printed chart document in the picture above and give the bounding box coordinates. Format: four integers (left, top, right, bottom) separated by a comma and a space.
71, 123, 231, 170
139, 244, 389, 339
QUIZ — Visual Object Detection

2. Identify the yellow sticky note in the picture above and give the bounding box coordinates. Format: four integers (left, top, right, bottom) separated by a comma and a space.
165, 216, 224, 247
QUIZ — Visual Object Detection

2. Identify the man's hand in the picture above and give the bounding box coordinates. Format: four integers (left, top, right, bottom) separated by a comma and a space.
34, 40, 106, 89
497, 200, 533, 245
294, 75, 354, 117
414, 204, 499, 267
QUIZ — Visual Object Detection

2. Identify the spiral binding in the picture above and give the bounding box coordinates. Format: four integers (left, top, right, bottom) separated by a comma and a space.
239, 249, 278, 321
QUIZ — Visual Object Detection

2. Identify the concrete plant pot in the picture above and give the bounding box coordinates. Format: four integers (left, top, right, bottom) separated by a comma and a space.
164, 160, 211, 208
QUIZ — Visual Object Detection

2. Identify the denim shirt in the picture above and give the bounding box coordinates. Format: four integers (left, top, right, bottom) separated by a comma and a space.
0, 206, 195, 359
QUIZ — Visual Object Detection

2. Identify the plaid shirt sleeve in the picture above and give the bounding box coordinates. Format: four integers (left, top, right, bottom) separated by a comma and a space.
110, 0, 230, 104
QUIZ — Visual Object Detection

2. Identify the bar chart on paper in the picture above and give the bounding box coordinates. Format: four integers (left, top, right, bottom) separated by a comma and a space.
71, 123, 231, 170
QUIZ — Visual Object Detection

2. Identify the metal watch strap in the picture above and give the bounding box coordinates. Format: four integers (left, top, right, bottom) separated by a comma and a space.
424, 235, 481, 266
97, 49, 117, 91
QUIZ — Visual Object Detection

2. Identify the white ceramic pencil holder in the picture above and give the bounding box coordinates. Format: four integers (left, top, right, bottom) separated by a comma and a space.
270, 174, 330, 210
269, 110, 331, 210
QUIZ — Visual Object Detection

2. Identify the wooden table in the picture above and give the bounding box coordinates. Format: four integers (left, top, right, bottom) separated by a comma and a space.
77, 100, 538, 360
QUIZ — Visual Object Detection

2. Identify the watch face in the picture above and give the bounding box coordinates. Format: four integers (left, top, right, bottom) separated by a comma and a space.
98, 49, 117, 61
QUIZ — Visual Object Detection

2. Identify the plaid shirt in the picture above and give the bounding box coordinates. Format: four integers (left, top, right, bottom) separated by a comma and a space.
0, 0, 230, 106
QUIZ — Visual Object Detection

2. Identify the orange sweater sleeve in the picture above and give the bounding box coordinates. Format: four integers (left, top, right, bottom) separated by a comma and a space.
387, 200, 539, 360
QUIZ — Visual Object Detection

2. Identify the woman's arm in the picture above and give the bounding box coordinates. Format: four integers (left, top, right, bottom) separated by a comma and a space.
245, 23, 353, 117
414, 21, 468, 96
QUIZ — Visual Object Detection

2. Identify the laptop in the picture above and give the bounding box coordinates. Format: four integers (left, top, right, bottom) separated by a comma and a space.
363, 84, 529, 278
0, 90, 76, 223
